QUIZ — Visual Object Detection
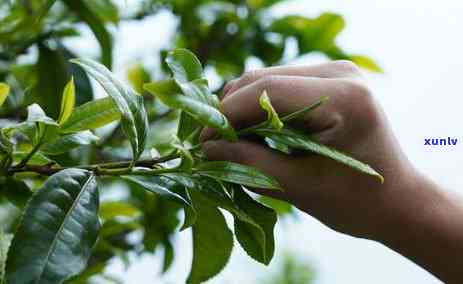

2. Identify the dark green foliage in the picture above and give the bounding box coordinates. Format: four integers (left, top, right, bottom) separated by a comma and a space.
32, 44, 71, 119
262, 253, 316, 284
0, 1, 382, 283
232, 186, 277, 265
0, 177, 31, 208
60, 97, 120, 133
5, 169, 99, 284
62, 0, 113, 68
70, 58, 149, 162
187, 191, 233, 284
254, 127, 383, 181
195, 161, 282, 190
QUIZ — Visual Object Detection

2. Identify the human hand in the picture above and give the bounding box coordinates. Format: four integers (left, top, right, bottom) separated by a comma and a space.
201, 61, 418, 240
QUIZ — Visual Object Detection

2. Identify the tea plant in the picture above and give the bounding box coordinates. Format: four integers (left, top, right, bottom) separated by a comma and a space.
0, 48, 381, 284
0, 1, 382, 283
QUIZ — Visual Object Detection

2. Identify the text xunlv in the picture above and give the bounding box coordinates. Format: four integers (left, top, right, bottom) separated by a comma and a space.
424, 137, 458, 146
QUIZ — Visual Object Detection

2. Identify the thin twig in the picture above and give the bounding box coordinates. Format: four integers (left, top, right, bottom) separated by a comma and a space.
8, 152, 181, 176
14, 142, 42, 169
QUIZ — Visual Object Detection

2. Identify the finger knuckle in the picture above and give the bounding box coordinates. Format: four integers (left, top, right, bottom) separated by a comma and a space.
239, 70, 260, 86
332, 60, 362, 77
339, 80, 380, 125
223, 79, 237, 93
343, 79, 372, 99
255, 74, 281, 90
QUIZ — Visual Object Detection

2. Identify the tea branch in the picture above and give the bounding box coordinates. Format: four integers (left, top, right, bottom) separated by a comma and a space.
7, 151, 181, 177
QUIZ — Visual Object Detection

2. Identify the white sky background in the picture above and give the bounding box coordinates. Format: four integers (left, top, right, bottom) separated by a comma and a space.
82, 0, 463, 283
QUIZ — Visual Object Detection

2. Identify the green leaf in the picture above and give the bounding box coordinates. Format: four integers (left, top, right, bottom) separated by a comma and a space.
13, 151, 53, 166
0, 131, 13, 171
181, 177, 266, 239
154, 174, 241, 231
0, 130, 13, 157
26, 104, 60, 146
311, 13, 346, 50
99, 201, 141, 220
144, 80, 237, 141
146, 110, 180, 155
187, 179, 269, 238
123, 175, 193, 209
83, 0, 119, 23
166, 49, 203, 83
195, 161, 282, 190
181, 203, 197, 231
0, 83, 10, 107
166, 49, 219, 108
63, 0, 113, 68
162, 240, 174, 273
266, 253, 315, 284
350, 55, 383, 73
187, 191, 233, 284
270, 13, 345, 53
259, 90, 283, 130
26, 104, 58, 126
4, 123, 35, 144
177, 112, 200, 142
35, 0, 58, 24
127, 64, 150, 94
71, 58, 148, 162
0, 177, 32, 208
32, 44, 71, 119
192, 177, 245, 217
41, 131, 99, 155
60, 45, 94, 106
165, 47, 220, 145
259, 196, 293, 216
264, 137, 291, 154
5, 169, 100, 284
20, 44, 91, 115
0, 232, 13, 283
179, 79, 220, 109
29, 45, 92, 113
255, 128, 384, 181
58, 77, 76, 125
5, 0, 57, 36
232, 186, 277, 265
39, 125, 61, 147
172, 136, 194, 171
99, 219, 141, 239
281, 96, 328, 122
246, 0, 283, 9
60, 97, 120, 133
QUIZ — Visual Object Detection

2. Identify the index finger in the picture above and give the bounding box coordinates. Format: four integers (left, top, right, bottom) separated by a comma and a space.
202, 75, 352, 141
224, 60, 362, 97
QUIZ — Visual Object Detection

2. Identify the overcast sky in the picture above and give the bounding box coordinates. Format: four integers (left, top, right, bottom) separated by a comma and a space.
97, 0, 463, 283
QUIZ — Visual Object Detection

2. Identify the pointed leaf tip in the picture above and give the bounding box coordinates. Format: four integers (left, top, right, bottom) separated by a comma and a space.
0, 83, 10, 107
58, 77, 76, 125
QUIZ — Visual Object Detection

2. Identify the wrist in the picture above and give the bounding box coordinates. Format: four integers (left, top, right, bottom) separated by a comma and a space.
374, 169, 438, 244
373, 169, 463, 282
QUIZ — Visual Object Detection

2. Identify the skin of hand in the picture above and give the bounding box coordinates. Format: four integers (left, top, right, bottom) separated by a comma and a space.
200, 61, 463, 284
